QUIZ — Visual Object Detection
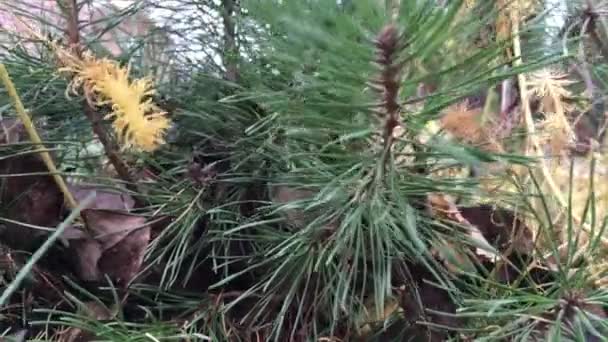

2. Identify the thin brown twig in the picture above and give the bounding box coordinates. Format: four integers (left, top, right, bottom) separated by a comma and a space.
373, 24, 403, 171
63, 0, 142, 206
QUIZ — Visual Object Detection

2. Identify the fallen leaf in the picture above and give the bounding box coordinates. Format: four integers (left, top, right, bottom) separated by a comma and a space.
70, 238, 103, 282
68, 183, 135, 211
0, 119, 63, 250
67, 209, 150, 287
270, 185, 340, 238
459, 205, 534, 256
270, 185, 318, 229
97, 224, 150, 286
357, 296, 400, 337
395, 262, 461, 342
0, 118, 26, 144
439, 101, 504, 153
60, 183, 137, 247
427, 193, 497, 259
82, 209, 144, 250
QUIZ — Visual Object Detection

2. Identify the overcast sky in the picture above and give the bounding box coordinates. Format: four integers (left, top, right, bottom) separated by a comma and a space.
111, 0, 133, 9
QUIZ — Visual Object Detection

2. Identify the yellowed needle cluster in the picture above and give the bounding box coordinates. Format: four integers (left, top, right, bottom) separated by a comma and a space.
61, 50, 170, 152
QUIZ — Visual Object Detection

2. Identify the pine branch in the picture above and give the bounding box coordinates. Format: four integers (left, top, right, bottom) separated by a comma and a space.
371, 24, 403, 169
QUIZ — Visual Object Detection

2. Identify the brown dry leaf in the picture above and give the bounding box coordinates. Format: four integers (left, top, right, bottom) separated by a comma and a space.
0, 118, 26, 144
5, 174, 63, 227
439, 101, 504, 153
270, 185, 341, 238
428, 196, 539, 286
82, 210, 144, 249
459, 205, 534, 256
270, 185, 318, 229
427, 193, 497, 258
433, 240, 477, 274
440, 102, 484, 141
457, 205, 537, 285
68, 183, 135, 211
68, 209, 150, 286
98, 223, 150, 286
397, 269, 461, 342
357, 296, 400, 337
0, 119, 63, 250
60, 184, 136, 245
70, 238, 103, 282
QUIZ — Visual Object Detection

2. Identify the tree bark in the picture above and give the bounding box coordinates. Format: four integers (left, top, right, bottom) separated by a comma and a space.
221, 0, 239, 82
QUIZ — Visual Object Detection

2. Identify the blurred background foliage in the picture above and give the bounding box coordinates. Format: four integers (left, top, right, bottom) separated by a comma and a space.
0, 0, 608, 341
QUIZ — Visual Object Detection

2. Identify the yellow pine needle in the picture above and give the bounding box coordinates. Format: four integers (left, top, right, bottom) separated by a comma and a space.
61, 53, 170, 152
3, 12, 170, 152
6, 15, 169, 152
0, 64, 78, 210
511, 1, 608, 249
528, 69, 576, 154
440, 101, 503, 153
